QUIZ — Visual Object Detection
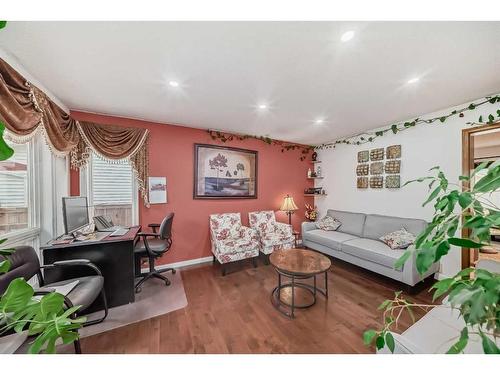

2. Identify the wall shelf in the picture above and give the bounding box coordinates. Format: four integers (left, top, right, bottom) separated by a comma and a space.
304, 194, 328, 197
307, 177, 323, 179
310, 160, 322, 164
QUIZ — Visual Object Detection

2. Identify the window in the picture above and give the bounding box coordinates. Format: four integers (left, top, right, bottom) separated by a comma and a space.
0, 141, 30, 236
84, 153, 138, 227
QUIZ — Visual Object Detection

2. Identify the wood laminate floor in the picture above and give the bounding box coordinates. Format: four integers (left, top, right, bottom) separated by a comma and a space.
78, 258, 435, 354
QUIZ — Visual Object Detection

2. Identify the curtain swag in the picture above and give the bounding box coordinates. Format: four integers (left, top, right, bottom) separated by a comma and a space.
0, 58, 150, 205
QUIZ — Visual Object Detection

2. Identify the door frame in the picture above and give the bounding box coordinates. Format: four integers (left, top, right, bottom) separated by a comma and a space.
461, 122, 500, 268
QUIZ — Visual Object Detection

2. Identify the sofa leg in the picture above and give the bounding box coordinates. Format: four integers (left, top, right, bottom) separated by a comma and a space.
221, 263, 227, 276
212, 255, 216, 265
252, 257, 258, 268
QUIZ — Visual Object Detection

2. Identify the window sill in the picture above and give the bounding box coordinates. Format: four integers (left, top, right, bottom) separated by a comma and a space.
0, 227, 41, 247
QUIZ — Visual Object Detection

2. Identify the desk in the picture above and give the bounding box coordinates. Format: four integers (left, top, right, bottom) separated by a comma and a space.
40, 226, 140, 312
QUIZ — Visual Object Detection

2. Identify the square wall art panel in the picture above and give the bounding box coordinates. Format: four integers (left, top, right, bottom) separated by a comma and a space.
356, 164, 369, 176
370, 176, 383, 189
357, 177, 368, 189
370, 148, 384, 161
386, 145, 402, 159
385, 160, 401, 174
385, 175, 401, 189
358, 150, 369, 163
370, 162, 384, 175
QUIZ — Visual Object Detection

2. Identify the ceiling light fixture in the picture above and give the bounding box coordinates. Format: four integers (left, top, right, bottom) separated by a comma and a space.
169, 80, 180, 87
258, 104, 268, 110
407, 77, 420, 84
315, 118, 325, 125
341, 31, 355, 42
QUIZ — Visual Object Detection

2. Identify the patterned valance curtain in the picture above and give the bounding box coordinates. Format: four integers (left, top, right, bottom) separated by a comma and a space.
0, 58, 150, 204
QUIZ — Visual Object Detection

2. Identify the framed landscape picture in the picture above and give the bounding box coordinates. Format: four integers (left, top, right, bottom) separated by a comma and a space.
194, 144, 258, 199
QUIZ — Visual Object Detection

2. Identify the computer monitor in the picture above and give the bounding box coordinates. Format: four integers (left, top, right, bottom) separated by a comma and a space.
62, 196, 90, 235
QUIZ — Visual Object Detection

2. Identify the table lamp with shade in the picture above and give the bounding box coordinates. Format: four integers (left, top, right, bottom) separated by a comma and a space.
280, 194, 298, 225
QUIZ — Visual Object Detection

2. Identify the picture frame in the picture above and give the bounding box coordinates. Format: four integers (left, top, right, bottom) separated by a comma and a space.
194, 144, 258, 199
148, 177, 167, 204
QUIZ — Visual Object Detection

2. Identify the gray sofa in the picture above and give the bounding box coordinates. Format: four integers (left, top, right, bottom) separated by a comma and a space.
302, 209, 439, 286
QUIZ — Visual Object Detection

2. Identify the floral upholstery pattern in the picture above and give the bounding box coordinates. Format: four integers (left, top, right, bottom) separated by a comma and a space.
248, 211, 295, 255
380, 227, 416, 250
209, 213, 260, 264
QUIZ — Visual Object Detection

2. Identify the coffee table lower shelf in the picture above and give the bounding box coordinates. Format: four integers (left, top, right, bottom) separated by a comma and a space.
270, 270, 328, 318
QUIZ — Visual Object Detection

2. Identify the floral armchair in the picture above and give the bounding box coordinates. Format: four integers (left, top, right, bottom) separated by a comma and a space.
248, 211, 295, 258
209, 213, 260, 275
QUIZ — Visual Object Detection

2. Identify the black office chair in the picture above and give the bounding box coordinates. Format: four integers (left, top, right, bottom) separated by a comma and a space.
0, 245, 109, 353
134, 212, 175, 293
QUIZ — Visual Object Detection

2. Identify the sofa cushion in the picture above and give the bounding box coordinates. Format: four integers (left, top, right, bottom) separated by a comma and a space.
315, 216, 341, 231
363, 214, 427, 241
341, 238, 405, 269
326, 210, 366, 237
303, 229, 359, 251
380, 228, 416, 249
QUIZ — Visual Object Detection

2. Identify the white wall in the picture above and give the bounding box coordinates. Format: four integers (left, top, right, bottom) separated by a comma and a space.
316, 97, 499, 278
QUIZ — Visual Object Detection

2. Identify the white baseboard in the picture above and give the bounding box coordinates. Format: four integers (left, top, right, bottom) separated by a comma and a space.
435, 272, 453, 280
141, 255, 213, 273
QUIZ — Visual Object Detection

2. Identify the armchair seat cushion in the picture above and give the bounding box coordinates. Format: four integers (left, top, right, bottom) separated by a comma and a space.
44, 276, 104, 312
218, 237, 259, 254
262, 232, 294, 247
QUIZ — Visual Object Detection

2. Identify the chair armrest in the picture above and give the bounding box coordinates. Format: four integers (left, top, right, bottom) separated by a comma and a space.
240, 225, 258, 241
41, 259, 103, 277
274, 222, 293, 237
148, 223, 160, 233
137, 232, 160, 238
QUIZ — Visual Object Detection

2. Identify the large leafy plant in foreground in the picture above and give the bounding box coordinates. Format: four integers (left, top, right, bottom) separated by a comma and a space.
364, 162, 500, 354
0, 121, 85, 353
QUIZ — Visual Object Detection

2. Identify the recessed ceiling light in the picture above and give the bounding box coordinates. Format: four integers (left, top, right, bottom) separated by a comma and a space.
315, 118, 325, 125
169, 80, 179, 87
407, 77, 420, 84
258, 104, 267, 110
341, 31, 355, 42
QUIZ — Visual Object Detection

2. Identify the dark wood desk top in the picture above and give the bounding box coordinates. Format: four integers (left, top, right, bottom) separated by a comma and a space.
270, 248, 331, 276
41, 226, 141, 250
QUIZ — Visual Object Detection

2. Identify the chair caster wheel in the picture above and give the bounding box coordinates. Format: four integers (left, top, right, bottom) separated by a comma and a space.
165, 280, 171, 286
172, 269, 176, 274
135, 287, 142, 293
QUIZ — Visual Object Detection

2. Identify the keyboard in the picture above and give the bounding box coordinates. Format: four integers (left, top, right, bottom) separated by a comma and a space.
109, 228, 129, 237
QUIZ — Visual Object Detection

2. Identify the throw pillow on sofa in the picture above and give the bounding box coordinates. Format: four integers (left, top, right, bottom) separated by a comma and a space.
380, 227, 416, 250
315, 216, 341, 231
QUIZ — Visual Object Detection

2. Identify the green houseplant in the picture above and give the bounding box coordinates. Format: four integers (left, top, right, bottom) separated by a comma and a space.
0, 121, 85, 353
364, 161, 500, 354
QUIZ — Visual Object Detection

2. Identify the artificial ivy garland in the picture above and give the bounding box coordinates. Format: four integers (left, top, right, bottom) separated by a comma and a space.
207, 129, 314, 160
207, 94, 500, 160
316, 94, 500, 149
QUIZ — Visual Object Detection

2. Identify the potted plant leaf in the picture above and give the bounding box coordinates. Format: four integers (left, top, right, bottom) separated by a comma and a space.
0, 121, 85, 353
364, 161, 500, 354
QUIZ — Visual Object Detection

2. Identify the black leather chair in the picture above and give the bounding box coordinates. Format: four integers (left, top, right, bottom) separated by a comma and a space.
134, 213, 175, 293
0, 245, 108, 353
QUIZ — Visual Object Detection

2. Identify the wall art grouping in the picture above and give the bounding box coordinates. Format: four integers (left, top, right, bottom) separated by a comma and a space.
356, 144, 402, 189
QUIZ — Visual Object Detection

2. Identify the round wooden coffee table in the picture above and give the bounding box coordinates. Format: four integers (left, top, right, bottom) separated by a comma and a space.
269, 248, 331, 318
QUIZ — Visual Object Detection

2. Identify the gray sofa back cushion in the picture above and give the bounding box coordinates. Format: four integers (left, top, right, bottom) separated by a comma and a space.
363, 214, 427, 241
326, 209, 366, 237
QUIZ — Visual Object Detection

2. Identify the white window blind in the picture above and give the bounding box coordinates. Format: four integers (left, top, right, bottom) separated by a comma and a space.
91, 154, 133, 205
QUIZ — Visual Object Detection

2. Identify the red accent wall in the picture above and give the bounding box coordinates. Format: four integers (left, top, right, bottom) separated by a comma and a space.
70, 111, 312, 265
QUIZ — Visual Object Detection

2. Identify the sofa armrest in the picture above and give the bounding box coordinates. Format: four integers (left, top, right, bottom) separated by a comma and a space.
301, 221, 316, 234
376, 332, 424, 354
400, 246, 439, 286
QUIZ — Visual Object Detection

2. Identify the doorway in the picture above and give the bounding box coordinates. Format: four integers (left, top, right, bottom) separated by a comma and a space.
461, 123, 500, 268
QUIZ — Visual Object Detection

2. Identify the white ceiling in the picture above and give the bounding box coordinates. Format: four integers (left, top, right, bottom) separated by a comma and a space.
1, 21, 500, 145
